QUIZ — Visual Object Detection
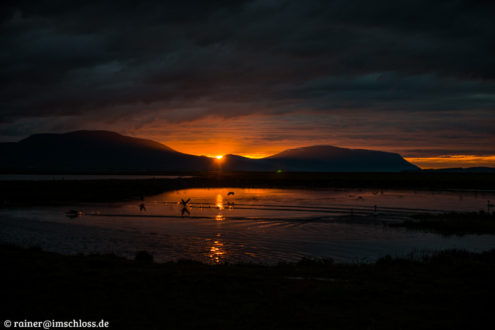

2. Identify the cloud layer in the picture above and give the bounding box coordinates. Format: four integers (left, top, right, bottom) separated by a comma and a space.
1, 0, 494, 161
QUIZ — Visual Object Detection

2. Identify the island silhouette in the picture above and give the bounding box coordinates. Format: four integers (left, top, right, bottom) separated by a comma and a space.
0, 130, 420, 172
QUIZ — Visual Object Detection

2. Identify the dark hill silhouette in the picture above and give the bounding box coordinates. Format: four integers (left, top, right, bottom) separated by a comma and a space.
0, 131, 420, 172
268, 145, 420, 172
0, 130, 211, 171
20, 130, 177, 153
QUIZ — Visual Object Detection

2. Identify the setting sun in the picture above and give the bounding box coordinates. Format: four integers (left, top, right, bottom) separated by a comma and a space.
216, 155, 223, 160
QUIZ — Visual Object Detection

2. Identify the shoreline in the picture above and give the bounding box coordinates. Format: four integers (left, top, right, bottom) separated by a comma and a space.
2, 243, 494, 329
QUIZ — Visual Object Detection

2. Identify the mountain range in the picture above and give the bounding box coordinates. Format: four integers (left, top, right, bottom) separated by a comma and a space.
0, 130, 420, 172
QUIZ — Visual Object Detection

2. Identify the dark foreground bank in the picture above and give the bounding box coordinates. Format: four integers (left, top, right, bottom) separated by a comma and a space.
2, 244, 494, 330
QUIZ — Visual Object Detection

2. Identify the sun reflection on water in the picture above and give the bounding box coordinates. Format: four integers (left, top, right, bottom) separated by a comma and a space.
216, 194, 224, 210
208, 237, 226, 263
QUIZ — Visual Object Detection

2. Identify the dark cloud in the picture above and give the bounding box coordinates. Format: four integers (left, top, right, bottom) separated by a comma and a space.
0, 0, 494, 156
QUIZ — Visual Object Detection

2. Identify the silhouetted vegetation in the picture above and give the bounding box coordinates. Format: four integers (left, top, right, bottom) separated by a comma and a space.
2, 244, 494, 329
1, 172, 494, 206
391, 211, 495, 236
134, 250, 154, 263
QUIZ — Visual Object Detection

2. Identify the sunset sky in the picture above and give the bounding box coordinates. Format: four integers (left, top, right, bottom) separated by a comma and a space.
1, 0, 494, 168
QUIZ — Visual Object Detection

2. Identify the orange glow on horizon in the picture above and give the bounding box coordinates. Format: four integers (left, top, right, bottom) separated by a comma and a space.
124, 113, 493, 169
152, 137, 495, 169
204, 151, 495, 169
161, 137, 495, 169
203, 153, 269, 159
159, 135, 495, 168
238, 153, 270, 159
174, 143, 495, 169
406, 155, 495, 169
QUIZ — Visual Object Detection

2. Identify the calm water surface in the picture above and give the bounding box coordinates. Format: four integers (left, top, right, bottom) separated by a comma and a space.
1, 188, 494, 263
